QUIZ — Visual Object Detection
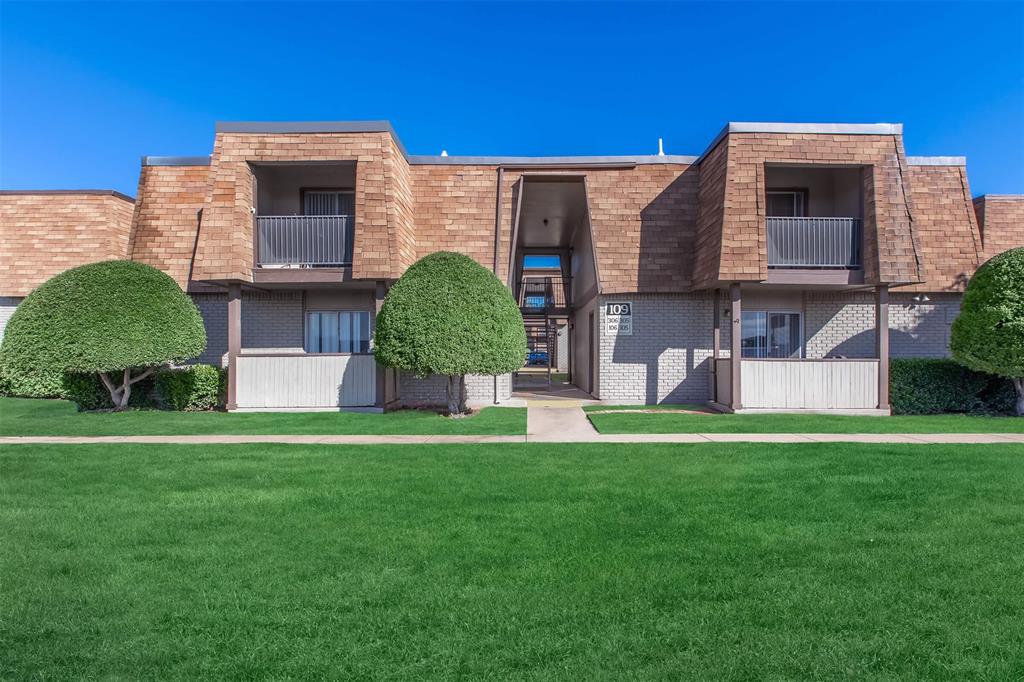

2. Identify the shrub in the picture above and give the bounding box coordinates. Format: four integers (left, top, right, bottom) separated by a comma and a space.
951, 247, 1024, 415
62, 372, 155, 411
0, 260, 206, 410
890, 358, 1015, 415
375, 251, 526, 414
155, 365, 224, 411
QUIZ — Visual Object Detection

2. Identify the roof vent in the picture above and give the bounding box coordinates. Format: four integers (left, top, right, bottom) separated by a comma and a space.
441, 149, 448, 157
658, 138, 665, 156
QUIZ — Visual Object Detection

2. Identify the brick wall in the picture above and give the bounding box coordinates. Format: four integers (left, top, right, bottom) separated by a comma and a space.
890, 293, 961, 358
397, 372, 512, 408
189, 291, 304, 366
596, 289, 962, 404
129, 164, 209, 288
974, 195, 1024, 260
597, 293, 718, 403
0, 191, 135, 296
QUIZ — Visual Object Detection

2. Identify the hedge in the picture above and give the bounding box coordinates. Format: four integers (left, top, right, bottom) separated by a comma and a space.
890, 358, 1015, 415
62, 372, 156, 411
59, 364, 223, 412
154, 364, 225, 411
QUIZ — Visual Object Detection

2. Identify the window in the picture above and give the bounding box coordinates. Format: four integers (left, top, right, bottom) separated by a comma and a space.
305, 311, 371, 353
302, 190, 354, 216
766, 190, 807, 217
741, 311, 802, 358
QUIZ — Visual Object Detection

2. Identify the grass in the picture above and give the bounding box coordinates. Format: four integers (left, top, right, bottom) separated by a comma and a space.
3, 442, 1024, 679
584, 403, 1024, 433
0, 397, 525, 436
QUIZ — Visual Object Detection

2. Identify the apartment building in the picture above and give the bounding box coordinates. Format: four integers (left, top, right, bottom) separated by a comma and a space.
1, 121, 1022, 413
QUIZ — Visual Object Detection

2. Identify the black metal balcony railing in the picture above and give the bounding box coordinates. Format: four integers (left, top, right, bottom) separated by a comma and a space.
766, 217, 862, 268
256, 215, 354, 267
519, 275, 571, 309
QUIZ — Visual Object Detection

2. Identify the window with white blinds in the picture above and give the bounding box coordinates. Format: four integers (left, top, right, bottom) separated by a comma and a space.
303, 190, 354, 216
305, 311, 371, 353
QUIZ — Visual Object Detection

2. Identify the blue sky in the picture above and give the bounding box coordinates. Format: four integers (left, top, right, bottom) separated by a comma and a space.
2, 1, 1022, 196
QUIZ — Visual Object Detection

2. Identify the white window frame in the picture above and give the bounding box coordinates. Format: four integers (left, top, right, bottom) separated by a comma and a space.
304, 310, 371, 355
741, 309, 804, 359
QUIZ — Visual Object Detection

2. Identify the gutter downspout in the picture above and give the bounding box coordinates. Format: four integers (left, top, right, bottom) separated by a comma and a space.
493, 166, 504, 405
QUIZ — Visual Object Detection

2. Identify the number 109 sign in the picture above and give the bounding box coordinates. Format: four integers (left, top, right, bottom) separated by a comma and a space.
605, 301, 632, 335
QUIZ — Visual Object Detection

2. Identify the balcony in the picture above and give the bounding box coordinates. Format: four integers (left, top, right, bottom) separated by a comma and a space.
518, 275, 571, 310
766, 217, 862, 269
256, 215, 354, 268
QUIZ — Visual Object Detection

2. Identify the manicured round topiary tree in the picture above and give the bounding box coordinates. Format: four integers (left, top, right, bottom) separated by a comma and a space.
375, 251, 526, 414
951, 247, 1024, 415
0, 260, 206, 410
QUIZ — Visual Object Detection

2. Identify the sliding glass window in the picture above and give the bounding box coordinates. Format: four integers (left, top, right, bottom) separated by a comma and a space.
741, 311, 801, 358
305, 311, 371, 353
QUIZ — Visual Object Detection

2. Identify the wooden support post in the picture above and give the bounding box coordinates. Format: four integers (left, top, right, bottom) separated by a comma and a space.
226, 282, 242, 411
730, 283, 742, 411
876, 284, 890, 411
712, 288, 720, 403
373, 280, 387, 408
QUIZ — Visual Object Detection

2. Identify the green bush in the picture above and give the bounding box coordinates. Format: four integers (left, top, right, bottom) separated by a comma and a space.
890, 358, 1014, 415
374, 251, 526, 413
950, 247, 1024, 415
62, 372, 155, 411
155, 365, 224, 411
0, 260, 206, 409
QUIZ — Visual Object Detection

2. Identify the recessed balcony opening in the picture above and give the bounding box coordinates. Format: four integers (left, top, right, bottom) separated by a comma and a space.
251, 162, 356, 268
764, 166, 864, 269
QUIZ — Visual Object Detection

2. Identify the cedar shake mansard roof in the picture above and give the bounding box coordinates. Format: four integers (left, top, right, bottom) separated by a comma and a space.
2, 121, 1021, 297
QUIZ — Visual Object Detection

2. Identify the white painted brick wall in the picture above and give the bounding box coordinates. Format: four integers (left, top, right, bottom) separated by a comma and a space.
0, 297, 22, 343
190, 291, 304, 366
890, 293, 961, 358
598, 293, 719, 403
805, 292, 876, 358
398, 372, 512, 408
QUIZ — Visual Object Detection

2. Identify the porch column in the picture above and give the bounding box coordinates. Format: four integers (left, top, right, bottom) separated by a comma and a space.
373, 280, 387, 408
226, 282, 242, 411
730, 283, 742, 410
875, 284, 890, 411
712, 288, 720, 402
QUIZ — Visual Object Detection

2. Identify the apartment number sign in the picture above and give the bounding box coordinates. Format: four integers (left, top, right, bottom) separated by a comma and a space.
605, 302, 633, 336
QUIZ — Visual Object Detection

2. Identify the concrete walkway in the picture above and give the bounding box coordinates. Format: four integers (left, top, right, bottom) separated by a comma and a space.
2, 406, 1022, 445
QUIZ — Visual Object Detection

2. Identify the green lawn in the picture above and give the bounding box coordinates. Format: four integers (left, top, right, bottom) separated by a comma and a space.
3, 442, 1023, 679
0, 397, 525, 436
585, 404, 1024, 433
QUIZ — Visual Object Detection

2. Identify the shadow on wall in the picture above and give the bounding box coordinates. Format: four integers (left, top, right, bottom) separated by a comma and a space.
636, 167, 699, 293
604, 167, 710, 405
810, 303, 953, 359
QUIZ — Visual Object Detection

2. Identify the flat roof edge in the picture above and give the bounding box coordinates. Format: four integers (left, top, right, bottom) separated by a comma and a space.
142, 155, 212, 167
409, 154, 698, 166
729, 122, 903, 135
906, 156, 966, 166
975, 193, 1024, 199
215, 120, 409, 158
0, 189, 135, 202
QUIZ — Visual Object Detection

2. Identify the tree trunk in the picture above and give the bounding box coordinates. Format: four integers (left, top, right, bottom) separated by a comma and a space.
1014, 378, 1024, 417
98, 366, 157, 411
446, 374, 464, 416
